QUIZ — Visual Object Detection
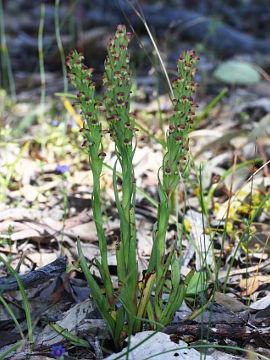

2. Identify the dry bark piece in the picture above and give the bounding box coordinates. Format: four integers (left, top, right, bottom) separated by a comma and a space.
0, 257, 67, 293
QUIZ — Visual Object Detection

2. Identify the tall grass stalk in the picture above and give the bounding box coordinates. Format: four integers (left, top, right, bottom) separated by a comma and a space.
68, 0, 76, 49
124, 0, 174, 98
122, 0, 174, 99
38, 3, 46, 155
154, 49, 165, 143
26, 0, 79, 92
55, 0, 68, 92
0, 0, 16, 101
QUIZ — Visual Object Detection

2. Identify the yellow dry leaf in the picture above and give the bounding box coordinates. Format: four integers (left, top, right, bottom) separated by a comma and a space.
239, 276, 259, 296
62, 98, 83, 127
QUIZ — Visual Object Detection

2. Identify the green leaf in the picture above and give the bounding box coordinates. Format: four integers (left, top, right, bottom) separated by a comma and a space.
0, 295, 24, 339
114, 306, 125, 348
0, 256, 33, 344
50, 322, 90, 348
214, 60, 260, 85
0, 340, 25, 359
170, 251, 180, 290
186, 271, 208, 295
77, 240, 115, 336
135, 272, 156, 332
160, 284, 185, 324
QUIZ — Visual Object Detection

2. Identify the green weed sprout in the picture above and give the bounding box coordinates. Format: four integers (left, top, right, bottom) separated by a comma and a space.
66, 25, 200, 350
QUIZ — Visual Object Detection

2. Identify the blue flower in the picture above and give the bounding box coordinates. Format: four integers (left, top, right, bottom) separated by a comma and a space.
56, 164, 70, 174
51, 120, 59, 127
195, 73, 201, 82
52, 344, 65, 358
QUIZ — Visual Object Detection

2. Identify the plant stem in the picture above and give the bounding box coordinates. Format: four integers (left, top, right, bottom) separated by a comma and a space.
92, 166, 114, 306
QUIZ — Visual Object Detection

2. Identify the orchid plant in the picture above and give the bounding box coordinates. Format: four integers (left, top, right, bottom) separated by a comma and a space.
66, 24, 200, 350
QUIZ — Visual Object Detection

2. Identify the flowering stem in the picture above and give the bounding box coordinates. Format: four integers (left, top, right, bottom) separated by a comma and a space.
92, 164, 114, 306
66, 52, 114, 306
103, 24, 138, 334
151, 49, 200, 323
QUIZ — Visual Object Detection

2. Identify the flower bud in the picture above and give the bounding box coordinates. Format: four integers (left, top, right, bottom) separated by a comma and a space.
169, 125, 175, 133
81, 140, 87, 147
117, 24, 124, 33
165, 167, 171, 175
